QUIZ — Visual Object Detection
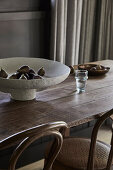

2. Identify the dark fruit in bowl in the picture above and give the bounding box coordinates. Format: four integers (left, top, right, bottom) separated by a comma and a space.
0, 68, 8, 78
37, 67, 45, 76
24, 73, 35, 80
9, 73, 18, 79
0, 65, 46, 80
17, 65, 30, 73
34, 75, 42, 79
28, 73, 35, 80
16, 72, 22, 79
24, 73, 29, 80
90, 67, 96, 71
9, 72, 21, 79
20, 74, 27, 80
29, 69, 35, 74
69, 66, 75, 74
95, 65, 102, 70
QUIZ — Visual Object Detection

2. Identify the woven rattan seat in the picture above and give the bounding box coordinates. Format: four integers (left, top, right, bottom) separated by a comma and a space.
54, 137, 111, 170
45, 109, 113, 170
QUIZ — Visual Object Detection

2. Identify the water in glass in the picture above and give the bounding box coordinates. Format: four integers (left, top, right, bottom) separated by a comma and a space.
75, 70, 88, 92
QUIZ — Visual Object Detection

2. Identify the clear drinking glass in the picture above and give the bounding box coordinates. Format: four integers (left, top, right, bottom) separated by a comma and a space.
75, 70, 88, 92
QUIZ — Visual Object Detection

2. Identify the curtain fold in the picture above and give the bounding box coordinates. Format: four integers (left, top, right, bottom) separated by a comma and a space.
65, 0, 83, 65
65, 0, 77, 65
50, 0, 83, 65
95, 0, 113, 60
79, 0, 113, 63
79, 0, 97, 63
50, 0, 68, 63
50, 0, 113, 66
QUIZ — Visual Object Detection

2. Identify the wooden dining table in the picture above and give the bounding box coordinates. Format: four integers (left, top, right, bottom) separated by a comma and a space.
0, 60, 113, 148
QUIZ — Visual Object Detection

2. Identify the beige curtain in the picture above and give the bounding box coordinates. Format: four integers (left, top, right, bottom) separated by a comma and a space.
50, 0, 83, 66
50, 0, 113, 65
79, 0, 97, 63
79, 0, 113, 63
95, 0, 113, 61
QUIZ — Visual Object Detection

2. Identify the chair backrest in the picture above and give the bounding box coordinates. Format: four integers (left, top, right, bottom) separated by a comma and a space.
87, 108, 113, 170
0, 121, 67, 170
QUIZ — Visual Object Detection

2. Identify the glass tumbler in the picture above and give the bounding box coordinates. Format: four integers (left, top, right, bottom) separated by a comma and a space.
75, 70, 88, 92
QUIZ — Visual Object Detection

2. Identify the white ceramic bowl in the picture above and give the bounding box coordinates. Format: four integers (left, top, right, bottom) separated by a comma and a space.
0, 57, 70, 101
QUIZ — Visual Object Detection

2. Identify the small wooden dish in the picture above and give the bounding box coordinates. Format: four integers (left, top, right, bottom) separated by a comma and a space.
78, 64, 110, 76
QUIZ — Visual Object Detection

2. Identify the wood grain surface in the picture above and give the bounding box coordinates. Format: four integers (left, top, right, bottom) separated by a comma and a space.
0, 60, 113, 145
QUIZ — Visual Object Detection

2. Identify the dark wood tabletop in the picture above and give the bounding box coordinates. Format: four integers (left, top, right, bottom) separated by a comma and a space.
0, 60, 113, 144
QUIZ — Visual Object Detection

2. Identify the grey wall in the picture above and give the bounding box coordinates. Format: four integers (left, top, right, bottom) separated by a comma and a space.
0, 0, 50, 59
0, 0, 50, 12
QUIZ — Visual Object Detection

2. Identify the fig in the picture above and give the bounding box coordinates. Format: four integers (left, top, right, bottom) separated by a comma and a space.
24, 73, 29, 80
96, 65, 102, 70
16, 72, 22, 79
29, 69, 35, 74
17, 65, 30, 73
28, 73, 35, 80
20, 74, 27, 80
0, 68, 8, 78
9, 73, 18, 79
9, 72, 21, 79
34, 75, 42, 79
69, 66, 75, 74
90, 67, 96, 71
37, 67, 45, 76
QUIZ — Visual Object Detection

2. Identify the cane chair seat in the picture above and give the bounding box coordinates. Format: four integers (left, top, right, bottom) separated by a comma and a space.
55, 137, 112, 170
46, 137, 112, 170
45, 109, 113, 170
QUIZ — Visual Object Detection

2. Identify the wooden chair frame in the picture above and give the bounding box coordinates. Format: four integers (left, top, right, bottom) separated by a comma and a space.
0, 121, 67, 170
87, 109, 113, 170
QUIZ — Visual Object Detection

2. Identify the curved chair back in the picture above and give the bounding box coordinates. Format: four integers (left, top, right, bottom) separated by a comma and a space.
0, 121, 67, 170
87, 108, 113, 170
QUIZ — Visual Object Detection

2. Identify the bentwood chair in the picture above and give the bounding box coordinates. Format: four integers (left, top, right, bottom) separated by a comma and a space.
45, 109, 113, 170
0, 121, 67, 170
